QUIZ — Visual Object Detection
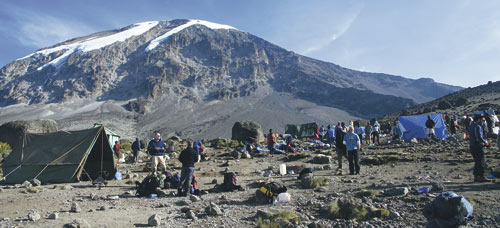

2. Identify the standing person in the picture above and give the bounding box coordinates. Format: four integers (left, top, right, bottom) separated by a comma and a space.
314, 124, 320, 141
335, 122, 346, 172
365, 123, 372, 145
131, 138, 142, 164
355, 123, 364, 145
147, 132, 168, 174
267, 129, 276, 155
326, 125, 335, 148
481, 117, 488, 137
469, 115, 490, 182
497, 127, 500, 152
449, 118, 457, 136
372, 119, 380, 145
484, 112, 493, 134
391, 121, 400, 141
193, 140, 202, 156
113, 141, 121, 163
178, 140, 199, 196
425, 115, 436, 138
319, 125, 326, 139
343, 126, 361, 175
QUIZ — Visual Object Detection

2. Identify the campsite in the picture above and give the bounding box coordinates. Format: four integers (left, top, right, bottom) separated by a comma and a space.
0, 118, 499, 228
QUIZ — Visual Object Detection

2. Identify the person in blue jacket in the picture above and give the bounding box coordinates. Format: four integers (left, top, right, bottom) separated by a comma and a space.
147, 132, 167, 174
468, 115, 490, 182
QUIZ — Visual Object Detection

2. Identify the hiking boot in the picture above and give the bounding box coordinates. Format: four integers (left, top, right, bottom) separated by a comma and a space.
474, 176, 491, 183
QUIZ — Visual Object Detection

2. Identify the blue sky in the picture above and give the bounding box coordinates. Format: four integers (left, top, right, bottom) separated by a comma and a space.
0, 0, 499, 87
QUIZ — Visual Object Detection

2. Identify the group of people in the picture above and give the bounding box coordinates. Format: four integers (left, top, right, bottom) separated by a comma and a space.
318, 119, 382, 147
135, 133, 201, 197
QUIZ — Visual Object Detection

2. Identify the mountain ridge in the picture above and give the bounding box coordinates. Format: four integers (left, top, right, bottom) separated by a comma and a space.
0, 19, 462, 139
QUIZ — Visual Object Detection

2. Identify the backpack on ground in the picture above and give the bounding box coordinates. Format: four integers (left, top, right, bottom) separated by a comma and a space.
423, 191, 473, 228
135, 174, 160, 197
256, 182, 287, 203
191, 175, 200, 195
220, 172, 243, 191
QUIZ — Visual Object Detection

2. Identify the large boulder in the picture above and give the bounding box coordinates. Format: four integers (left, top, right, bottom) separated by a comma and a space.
231, 121, 264, 143
0, 119, 58, 148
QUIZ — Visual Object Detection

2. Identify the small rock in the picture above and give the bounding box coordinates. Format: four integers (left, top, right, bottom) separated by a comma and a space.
323, 164, 333, 170
263, 170, 272, 177
315, 187, 327, 192
186, 210, 197, 220
106, 195, 119, 200
63, 219, 91, 228
190, 195, 201, 202
389, 211, 400, 219
49, 212, 59, 220
30, 179, 42, 186
90, 193, 98, 200
98, 206, 106, 211
211, 179, 217, 184
205, 202, 223, 216
61, 185, 72, 190
70, 202, 81, 213
384, 187, 409, 196
28, 211, 40, 221
308, 221, 322, 228
180, 207, 190, 213
22, 181, 32, 188
148, 214, 161, 227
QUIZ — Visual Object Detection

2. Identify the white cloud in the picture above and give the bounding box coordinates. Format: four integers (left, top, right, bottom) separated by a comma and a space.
1, 5, 96, 50
302, 6, 363, 55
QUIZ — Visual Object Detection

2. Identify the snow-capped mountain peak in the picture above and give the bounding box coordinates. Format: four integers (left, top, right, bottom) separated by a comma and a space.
29, 21, 159, 70
145, 19, 237, 51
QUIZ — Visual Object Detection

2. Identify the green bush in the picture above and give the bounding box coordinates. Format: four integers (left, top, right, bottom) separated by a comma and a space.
308, 177, 329, 189
327, 200, 389, 221
257, 218, 278, 228
358, 189, 375, 197
0, 142, 11, 155
257, 211, 299, 228
121, 142, 131, 152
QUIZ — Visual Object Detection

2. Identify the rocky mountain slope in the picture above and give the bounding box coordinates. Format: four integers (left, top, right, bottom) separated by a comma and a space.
382, 80, 500, 123
0, 19, 462, 139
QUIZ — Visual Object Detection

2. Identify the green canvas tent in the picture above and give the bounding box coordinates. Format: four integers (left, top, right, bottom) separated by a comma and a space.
285, 122, 317, 138
2, 126, 117, 184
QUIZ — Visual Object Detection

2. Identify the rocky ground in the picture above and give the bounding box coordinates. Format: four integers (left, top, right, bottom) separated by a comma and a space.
1, 135, 500, 228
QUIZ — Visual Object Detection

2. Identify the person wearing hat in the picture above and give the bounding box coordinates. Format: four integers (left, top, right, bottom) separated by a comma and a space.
147, 132, 167, 174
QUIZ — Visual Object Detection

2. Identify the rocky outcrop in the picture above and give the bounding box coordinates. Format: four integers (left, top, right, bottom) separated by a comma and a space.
231, 121, 264, 143
0, 119, 58, 148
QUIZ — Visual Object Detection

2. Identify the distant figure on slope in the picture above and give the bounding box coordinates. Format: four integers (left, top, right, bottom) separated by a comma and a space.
147, 132, 168, 174
425, 115, 436, 139
372, 119, 381, 145
267, 129, 277, 155
343, 126, 361, 175
131, 137, 142, 164
468, 115, 490, 182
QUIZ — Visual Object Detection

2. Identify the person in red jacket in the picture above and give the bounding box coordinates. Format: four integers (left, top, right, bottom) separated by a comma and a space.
267, 129, 276, 155
113, 141, 121, 163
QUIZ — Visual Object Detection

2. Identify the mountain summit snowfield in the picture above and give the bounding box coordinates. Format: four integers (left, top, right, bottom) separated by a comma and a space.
0, 19, 462, 139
